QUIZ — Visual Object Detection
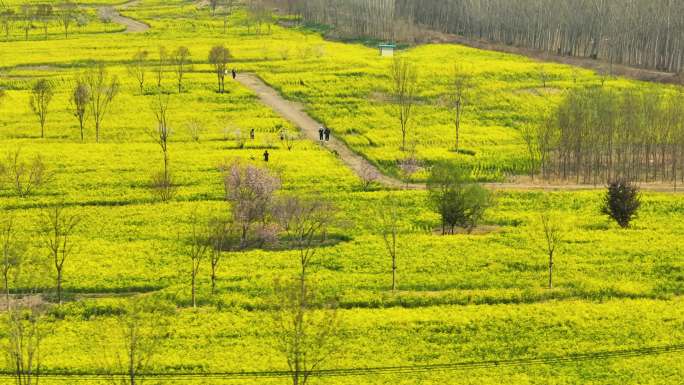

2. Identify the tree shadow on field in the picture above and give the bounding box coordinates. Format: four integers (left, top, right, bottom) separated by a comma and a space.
222, 233, 352, 253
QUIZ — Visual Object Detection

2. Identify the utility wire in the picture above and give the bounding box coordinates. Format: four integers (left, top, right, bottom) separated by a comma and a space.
0, 343, 681, 381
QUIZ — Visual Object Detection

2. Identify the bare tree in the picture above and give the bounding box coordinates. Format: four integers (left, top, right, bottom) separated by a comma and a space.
448, 65, 472, 151
359, 164, 379, 191
220, 0, 237, 34
34, 4, 52, 40
57, 1, 78, 38
185, 212, 210, 308
29, 79, 54, 139
520, 124, 541, 179
273, 277, 338, 385
186, 119, 204, 142
291, 1, 684, 74
149, 92, 174, 202
4, 303, 46, 385
274, 196, 334, 290
172, 46, 191, 93
155, 46, 167, 88
390, 57, 418, 150
71, 78, 90, 141
128, 49, 148, 95
38, 204, 80, 304
222, 160, 280, 247
209, 45, 230, 93
207, 216, 236, 295
1, 149, 47, 198
107, 296, 172, 385
398, 153, 421, 188
209, 0, 219, 15
538, 65, 550, 88
378, 194, 401, 291
0, 5, 15, 41
279, 126, 299, 151
19, 4, 32, 41
540, 213, 562, 289
84, 63, 119, 143
0, 215, 24, 310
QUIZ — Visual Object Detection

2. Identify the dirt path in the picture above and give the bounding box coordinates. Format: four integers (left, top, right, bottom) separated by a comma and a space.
100, 0, 149, 34
237, 74, 410, 189
238, 74, 683, 194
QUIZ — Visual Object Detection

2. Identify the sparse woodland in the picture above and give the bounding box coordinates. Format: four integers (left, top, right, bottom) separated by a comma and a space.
285, 0, 684, 74
0, 0, 681, 384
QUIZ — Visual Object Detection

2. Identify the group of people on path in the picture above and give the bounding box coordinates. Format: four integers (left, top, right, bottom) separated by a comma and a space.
319, 126, 331, 142
262, 125, 332, 162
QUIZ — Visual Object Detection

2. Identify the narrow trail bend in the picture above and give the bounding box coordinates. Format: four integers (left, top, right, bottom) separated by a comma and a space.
100, 0, 149, 33
238, 74, 683, 194
237, 74, 412, 189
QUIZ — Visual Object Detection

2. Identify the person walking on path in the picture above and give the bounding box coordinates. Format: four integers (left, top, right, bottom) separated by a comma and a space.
319, 127, 324, 141
232, 69, 237, 80
263, 150, 269, 162
250, 128, 255, 140
324, 127, 331, 141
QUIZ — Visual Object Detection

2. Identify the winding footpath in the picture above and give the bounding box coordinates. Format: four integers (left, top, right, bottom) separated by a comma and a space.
237, 74, 413, 189
237, 74, 683, 193
100, 0, 149, 33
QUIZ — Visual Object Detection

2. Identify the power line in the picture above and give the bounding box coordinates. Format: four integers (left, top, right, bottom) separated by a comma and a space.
0, 343, 681, 381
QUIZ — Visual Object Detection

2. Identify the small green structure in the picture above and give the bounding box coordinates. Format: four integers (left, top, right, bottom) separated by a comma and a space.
379, 44, 396, 57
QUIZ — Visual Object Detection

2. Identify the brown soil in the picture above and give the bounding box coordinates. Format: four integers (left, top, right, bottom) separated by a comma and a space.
237, 73, 684, 194
99, 0, 149, 34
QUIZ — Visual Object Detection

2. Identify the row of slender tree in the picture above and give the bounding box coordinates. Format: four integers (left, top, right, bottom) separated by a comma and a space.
283, 0, 684, 74
524, 86, 684, 186
0, 156, 340, 385
0, 1, 87, 40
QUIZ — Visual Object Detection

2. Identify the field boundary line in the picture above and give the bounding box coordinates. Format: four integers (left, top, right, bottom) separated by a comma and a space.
1, 343, 681, 380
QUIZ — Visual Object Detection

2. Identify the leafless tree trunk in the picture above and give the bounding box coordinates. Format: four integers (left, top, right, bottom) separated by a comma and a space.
128, 49, 148, 95
1, 149, 48, 198
149, 93, 174, 202
448, 65, 472, 151
172, 46, 191, 94
208, 216, 235, 296
186, 212, 210, 308
58, 1, 78, 39
272, 277, 338, 385
5, 303, 45, 385
209, 45, 231, 94
390, 57, 418, 150
107, 297, 171, 385
29, 79, 54, 139
0, 216, 24, 311
38, 204, 80, 305
274, 196, 334, 292
84, 63, 119, 143
289, 0, 684, 74
378, 194, 400, 291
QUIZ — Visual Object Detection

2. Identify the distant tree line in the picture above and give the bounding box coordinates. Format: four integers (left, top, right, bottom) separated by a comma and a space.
282, 0, 684, 74
524, 86, 684, 186
0, 1, 89, 41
